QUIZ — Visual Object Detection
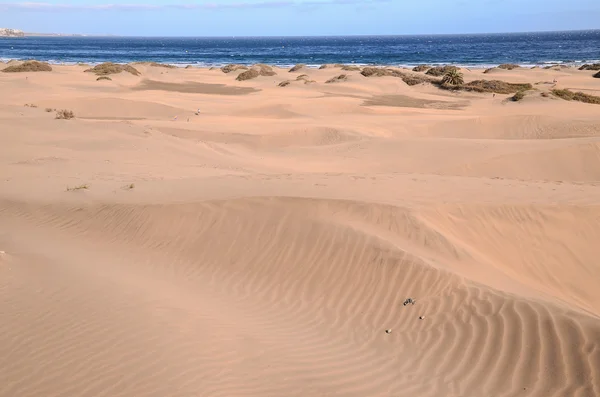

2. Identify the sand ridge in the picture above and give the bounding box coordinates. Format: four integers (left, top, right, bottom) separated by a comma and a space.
1, 63, 600, 397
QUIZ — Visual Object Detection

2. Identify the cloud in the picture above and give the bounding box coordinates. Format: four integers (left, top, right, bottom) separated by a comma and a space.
0, 0, 389, 12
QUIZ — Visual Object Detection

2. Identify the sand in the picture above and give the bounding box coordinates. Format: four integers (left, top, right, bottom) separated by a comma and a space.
1, 63, 600, 397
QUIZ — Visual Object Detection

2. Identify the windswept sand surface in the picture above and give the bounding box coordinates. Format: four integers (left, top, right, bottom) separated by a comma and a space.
1, 63, 600, 397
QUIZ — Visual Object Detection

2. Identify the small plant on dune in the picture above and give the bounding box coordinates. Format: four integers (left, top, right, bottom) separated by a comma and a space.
594, 71, 600, 78
24, 103, 38, 108
66, 184, 89, 191
325, 74, 348, 83
497, 63, 520, 70
123, 183, 135, 190
56, 109, 75, 120
278, 80, 291, 87
2, 61, 52, 73
441, 69, 464, 86
511, 90, 526, 102
236, 69, 260, 81
579, 63, 600, 71
340, 65, 361, 72
45, 107, 53, 112
426, 65, 458, 77
84, 62, 140, 76
97, 76, 112, 81
289, 64, 306, 72
412, 64, 431, 72
551, 89, 600, 105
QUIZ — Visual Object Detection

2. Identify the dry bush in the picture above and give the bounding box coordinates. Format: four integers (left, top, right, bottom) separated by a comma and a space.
278, 80, 291, 87
24, 103, 38, 108
295, 75, 315, 84
85, 63, 140, 76
253, 64, 276, 76
96, 76, 112, 81
341, 65, 361, 71
325, 74, 348, 83
45, 107, 53, 112
497, 63, 520, 70
361, 67, 436, 86
361, 67, 403, 77
511, 90, 526, 101
3, 61, 52, 73
412, 65, 431, 72
236, 64, 276, 81
540, 92, 550, 98
426, 65, 458, 76
135, 62, 176, 69
289, 64, 306, 72
56, 109, 75, 120
594, 71, 600, 78
551, 89, 600, 104
579, 64, 600, 71
236, 69, 260, 81
400, 74, 434, 86
456, 80, 533, 94
221, 64, 248, 73
319, 64, 344, 69
66, 184, 89, 191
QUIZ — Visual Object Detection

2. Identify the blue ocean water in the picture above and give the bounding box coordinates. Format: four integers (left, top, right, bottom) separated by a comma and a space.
1, 30, 599, 68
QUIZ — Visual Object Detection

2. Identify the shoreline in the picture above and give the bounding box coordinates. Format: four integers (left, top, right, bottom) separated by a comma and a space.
1, 58, 599, 70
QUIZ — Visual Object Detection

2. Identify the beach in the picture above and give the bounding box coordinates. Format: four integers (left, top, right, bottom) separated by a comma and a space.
1, 62, 600, 397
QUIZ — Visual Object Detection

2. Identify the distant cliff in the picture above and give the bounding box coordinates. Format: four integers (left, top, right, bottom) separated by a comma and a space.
0, 28, 25, 37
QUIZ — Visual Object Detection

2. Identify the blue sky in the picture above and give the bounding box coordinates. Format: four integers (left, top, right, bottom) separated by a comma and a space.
0, 0, 599, 36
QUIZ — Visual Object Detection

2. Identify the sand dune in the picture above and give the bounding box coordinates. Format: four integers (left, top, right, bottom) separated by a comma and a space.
1, 64, 600, 397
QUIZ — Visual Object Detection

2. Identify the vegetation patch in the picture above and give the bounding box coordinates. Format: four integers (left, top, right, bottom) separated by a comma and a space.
341, 65, 361, 71
236, 64, 276, 81
361, 67, 403, 78
594, 71, 600, 78
511, 90, 526, 101
236, 69, 260, 81
579, 64, 600, 71
2, 61, 52, 73
253, 64, 276, 76
426, 65, 459, 76
497, 63, 520, 70
551, 89, 600, 105
325, 74, 348, 83
96, 76, 112, 81
319, 64, 344, 69
361, 67, 437, 86
221, 64, 248, 73
412, 64, 431, 72
441, 69, 464, 86
66, 184, 89, 191
289, 64, 305, 72
56, 109, 75, 120
278, 80, 291, 87
135, 62, 176, 69
85, 63, 140, 76
450, 80, 533, 94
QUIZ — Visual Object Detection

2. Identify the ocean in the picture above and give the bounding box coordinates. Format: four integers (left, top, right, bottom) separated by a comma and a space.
1, 30, 599, 68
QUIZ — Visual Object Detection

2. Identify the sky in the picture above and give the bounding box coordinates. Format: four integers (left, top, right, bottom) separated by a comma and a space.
0, 0, 599, 36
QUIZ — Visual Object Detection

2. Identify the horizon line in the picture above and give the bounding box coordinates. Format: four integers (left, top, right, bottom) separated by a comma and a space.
19, 28, 600, 38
